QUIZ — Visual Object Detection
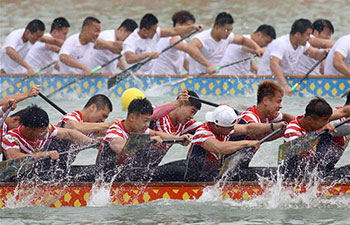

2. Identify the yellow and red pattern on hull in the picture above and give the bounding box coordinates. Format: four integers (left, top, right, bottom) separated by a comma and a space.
1, 181, 349, 208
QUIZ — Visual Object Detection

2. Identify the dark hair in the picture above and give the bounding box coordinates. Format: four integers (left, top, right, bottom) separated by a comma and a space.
118, 19, 138, 32
345, 91, 350, 105
10, 108, 28, 119
20, 105, 49, 128
305, 97, 332, 118
84, 94, 113, 112
50, 17, 70, 33
290, 18, 312, 35
214, 12, 234, 27
82, 16, 101, 27
172, 10, 195, 27
25, 19, 45, 33
257, 81, 284, 104
255, 24, 276, 40
312, 19, 334, 34
140, 13, 158, 30
127, 98, 153, 117
176, 90, 202, 110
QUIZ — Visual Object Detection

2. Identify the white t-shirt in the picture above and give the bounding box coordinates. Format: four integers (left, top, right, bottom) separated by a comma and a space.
87, 30, 120, 74
59, 33, 95, 74
295, 35, 321, 75
324, 34, 350, 75
188, 29, 234, 75
122, 27, 161, 75
257, 34, 310, 75
218, 34, 252, 75
0, 29, 33, 73
152, 37, 187, 75
17, 33, 58, 74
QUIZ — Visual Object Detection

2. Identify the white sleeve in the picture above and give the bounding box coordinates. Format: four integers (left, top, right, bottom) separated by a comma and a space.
3, 31, 20, 49
0, 106, 4, 117
122, 36, 136, 54
269, 40, 285, 60
59, 36, 74, 55
303, 41, 311, 53
334, 38, 350, 58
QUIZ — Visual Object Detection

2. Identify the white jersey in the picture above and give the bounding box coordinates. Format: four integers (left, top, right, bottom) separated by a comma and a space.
324, 34, 350, 75
17, 33, 58, 74
295, 35, 321, 75
59, 33, 95, 74
257, 34, 310, 75
152, 37, 187, 75
0, 29, 33, 73
188, 29, 234, 75
87, 30, 120, 73
218, 34, 252, 75
122, 27, 161, 75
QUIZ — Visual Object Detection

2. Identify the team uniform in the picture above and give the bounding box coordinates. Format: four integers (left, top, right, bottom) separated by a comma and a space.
283, 115, 307, 143
0, 29, 33, 73
257, 34, 310, 75
1, 124, 58, 155
295, 35, 322, 75
87, 30, 120, 73
152, 37, 188, 75
188, 29, 234, 75
59, 33, 94, 74
122, 27, 161, 75
184, 122, 230, 181
324, 34, 350, 75
218, 34, 253, 75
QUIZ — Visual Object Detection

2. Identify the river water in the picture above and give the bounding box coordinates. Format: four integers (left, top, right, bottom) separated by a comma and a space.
1, 0, 350, 224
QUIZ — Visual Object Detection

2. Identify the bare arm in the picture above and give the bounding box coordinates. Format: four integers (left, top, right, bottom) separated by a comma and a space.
250, 60, 258, 74
270, 56, 293, 96
5, 47, 34, 74
56, 127, 92, 145
233, 35, 263, 56
117, 58, 128, 70
5, 147, 59, 160
45, 43, 61, 53
95, 38, 123, 54
59, 54, 91, 75
330, 105, 350, 121
64, 121, 113, 135
233, 122, 286, 140
202, 138, 259, 155
304, 46, 327, 60
160, 24, 201, 38
109, 137, 127, 154
0, 85, 40, 105
183, 58, 189, 72
282, 113, 294, 122
308, 37, 334, 49
40, 36, 64, 47
333, 52, 350, 76
186, 38, 216, 73
124, 51, 158, 64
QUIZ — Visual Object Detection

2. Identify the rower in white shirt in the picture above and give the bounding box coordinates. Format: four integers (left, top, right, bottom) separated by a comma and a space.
218, 24, 276, 75
0, 19, 45, 75
324, 34, 350, 76
296, 19, 335, 75
257, 18, 328, 96
18, 17, 70, 74
122, 13, 203, 75
187, 12, 264, 75
152, 10, 196, 75
87, 19, 137, 74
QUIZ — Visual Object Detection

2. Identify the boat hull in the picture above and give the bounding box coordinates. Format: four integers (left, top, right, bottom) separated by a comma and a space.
0, 73, 349, 98
1, 181, 349, 208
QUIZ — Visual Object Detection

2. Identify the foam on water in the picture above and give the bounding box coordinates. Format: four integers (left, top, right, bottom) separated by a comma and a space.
87, 183, 112, 207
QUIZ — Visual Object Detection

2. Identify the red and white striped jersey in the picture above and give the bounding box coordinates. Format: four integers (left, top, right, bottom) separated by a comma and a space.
56, 110, 83, 127
1, 124, 58, 154
239, 105, 283, 124
283, 115, 307, 142
154, 114, 202, 135
0, 116, 8, 153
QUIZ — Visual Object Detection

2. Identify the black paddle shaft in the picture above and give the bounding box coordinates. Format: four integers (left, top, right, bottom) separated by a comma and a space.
38, 92, 67, 115
189, 95, 240, 115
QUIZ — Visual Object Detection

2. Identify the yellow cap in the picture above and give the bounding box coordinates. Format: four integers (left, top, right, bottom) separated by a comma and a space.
121, 88, 145, 110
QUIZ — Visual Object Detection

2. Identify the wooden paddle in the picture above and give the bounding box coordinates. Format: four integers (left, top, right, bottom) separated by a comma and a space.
46, 55, 122, 98
291, 53, 328, 91
278, 117, 350, 164
0, 142, 100, 182
219, 126, 284, 177
0, 61, 58, 93
107, 29, 200, 89
165, 55, 256, 86
0, 105, 12, 128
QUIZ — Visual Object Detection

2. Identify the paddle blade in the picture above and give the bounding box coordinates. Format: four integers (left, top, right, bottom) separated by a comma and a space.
121, 133, 152, 157
278, 132, 320, 164
219, 148, 252, 177
107, 69, 132, 89
0, 156, 36, 181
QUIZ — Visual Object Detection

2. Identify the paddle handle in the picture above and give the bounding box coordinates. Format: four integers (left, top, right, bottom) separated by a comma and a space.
38, 92, 67, 115
260, 125, 284, 144
151, 138, 187, 144
341, 89, 350, 98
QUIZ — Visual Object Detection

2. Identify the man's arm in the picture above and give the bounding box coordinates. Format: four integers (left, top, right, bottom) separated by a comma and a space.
59, 54, 91, 75
304, 46, 327, 60
187, 38, 216, 74
333, 52, 350, 76
40, 36, 64, 47
109, 137, 126, 154
149, 129, 191, 145
329, 105, 350, 121
308, 37, 334, 49
63, 121, 114, 135
233, 122, 286, 140
5, 147, 59, 160
270, 56, 293, 96
202, 138, 259, 155
117, 58, 128, 70
282, 113, 294, 122
45, 43, 61, 53
95, 38, 123, 54
160, 24, 202, 38
5, 47, 34, 75
124, 51, 158, 64
56, 127, 92, 145
0, 85, 40, 106
232, 35, 264, 57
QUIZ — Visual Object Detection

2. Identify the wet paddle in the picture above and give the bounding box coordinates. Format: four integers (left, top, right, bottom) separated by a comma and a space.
38, 92, 66, 115
46, 55, 122, 98
166, 55, 256, 86
291, 53, 328, 91
219, 126, 284, 177
278, 117, 350, 164
0, 105, 12, 128
0, 61, 58, 93
107, 29, 200, 89
0, 142, 100, 182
